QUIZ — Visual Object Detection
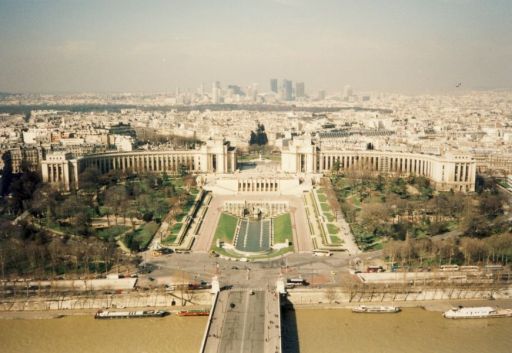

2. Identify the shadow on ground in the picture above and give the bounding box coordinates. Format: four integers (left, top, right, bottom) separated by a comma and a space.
281, 297, 301, 353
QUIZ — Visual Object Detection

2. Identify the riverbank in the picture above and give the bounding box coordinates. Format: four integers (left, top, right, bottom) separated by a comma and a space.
0, 303, 212, 320
1, 283, 511, 320
2, 296, 512, 321
0, 289, 214, 312
286, 298, 512, 313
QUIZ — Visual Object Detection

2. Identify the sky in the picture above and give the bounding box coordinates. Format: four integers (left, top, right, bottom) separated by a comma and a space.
0, 0, 511, 94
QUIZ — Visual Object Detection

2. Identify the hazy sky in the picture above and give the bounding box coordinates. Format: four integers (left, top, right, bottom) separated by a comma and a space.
0, 0, 511, 93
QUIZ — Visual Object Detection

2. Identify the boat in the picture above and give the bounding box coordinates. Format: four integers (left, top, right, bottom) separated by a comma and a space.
352, 305, 401, 313
94, 310, 168, 319
443, 306, 512, 319
177, 309, 210, 317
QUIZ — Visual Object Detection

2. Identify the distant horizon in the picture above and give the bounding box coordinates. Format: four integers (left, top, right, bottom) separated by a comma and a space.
1, 85, 512, 97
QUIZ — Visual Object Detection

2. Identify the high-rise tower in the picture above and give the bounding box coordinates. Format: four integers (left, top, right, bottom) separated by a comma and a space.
295, 82, 305, 98
270, 79, 278, 93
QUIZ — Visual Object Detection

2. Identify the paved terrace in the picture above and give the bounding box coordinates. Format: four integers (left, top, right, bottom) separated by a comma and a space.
200, 289, 282, 353
194, 194, 313, 253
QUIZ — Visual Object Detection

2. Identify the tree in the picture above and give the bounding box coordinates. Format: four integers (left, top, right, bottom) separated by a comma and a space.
249, 131, 257, 145
104, 185, 127, 225
324, 287, 338, 304
79, 167, 101, 191
389, 178, 408, 199
248, 123, 268, 146
479, 192, 505, 219
178, 163, 188, 177
29, 184, 61, 219
460, 238, 488, 264
331, 160, 341, 174
360, 203, 391, 234
257, 124, 268, 145
462, 208, 491, 238
8, 169, 42, 214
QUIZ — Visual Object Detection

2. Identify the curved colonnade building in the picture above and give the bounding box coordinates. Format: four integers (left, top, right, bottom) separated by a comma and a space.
41, 139, 236, 191
281, 137, 476, 192
41, 136, 477, 193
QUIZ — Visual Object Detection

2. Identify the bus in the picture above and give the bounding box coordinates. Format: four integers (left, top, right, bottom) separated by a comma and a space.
440, 265, 459, 271
287, 278, 308, 286
313, 250, 333, 257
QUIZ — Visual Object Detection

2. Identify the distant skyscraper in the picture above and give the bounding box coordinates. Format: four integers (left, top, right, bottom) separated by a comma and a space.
281, 79, 293, 101
343, 85, 353, 100
247, 83, 258, 101
212, 81, 221, 104
317, 90, 326, 100
295, 82, 305, 98
227, 84, 244, 96
270, 79, 278, 93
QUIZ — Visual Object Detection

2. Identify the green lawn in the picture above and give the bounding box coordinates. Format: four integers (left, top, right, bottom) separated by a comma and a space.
330, 235, 343, 244
324, 212, 335, 222
317, 193, 328, 202
170, 222, 183, 235
320, 202, 331, 213
96, 225, 130, 241
214, 213, 238, 243
327, 223, 339, 235
163, 234, 177, 244
124, 222, 159, 251
274, 213, 293, 244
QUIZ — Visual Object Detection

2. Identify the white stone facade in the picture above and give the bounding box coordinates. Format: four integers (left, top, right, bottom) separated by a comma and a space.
41, 139, 236, 191
281, 137, 476, 192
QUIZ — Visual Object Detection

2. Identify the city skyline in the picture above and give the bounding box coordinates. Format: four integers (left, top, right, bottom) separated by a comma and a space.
0, 0, 511, 94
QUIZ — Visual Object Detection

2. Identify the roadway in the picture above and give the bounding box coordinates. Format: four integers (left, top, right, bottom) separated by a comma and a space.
202, 289, 281, 353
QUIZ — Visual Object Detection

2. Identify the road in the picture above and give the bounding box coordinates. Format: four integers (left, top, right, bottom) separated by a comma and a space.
202, 289, 281, 353
143, 251, 369, 289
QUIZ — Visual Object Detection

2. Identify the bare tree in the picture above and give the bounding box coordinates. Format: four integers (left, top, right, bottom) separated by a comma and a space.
325, 287, 338, 304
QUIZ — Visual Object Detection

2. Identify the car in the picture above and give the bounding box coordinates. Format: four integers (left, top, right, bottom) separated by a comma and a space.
231, 266, 239, 270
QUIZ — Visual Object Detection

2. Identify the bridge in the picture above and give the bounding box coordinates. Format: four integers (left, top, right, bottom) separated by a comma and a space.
199, 289, 282, 353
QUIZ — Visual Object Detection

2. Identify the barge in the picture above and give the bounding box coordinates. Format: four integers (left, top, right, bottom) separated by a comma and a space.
352, 305, 401, 313
177, 309, 210, 317
95, 310, 168, 319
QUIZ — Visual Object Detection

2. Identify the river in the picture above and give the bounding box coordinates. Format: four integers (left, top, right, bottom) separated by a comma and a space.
0, 309, 510, 353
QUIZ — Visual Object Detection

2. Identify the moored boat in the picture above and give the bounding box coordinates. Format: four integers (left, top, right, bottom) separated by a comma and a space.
95, 310, 168, 319
177, 309, 210, 317
352, 305, 401, 313
443, 306, 512, 319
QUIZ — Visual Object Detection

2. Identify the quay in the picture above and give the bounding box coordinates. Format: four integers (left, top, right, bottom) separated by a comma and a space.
200, 289, 282, 353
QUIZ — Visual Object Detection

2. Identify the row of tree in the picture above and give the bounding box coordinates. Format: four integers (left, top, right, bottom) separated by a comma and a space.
0, 220, 127, 278
383, 233, 512, 266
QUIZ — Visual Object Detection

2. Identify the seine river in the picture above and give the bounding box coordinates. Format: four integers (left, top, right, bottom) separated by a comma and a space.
1, 309, 511, 353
